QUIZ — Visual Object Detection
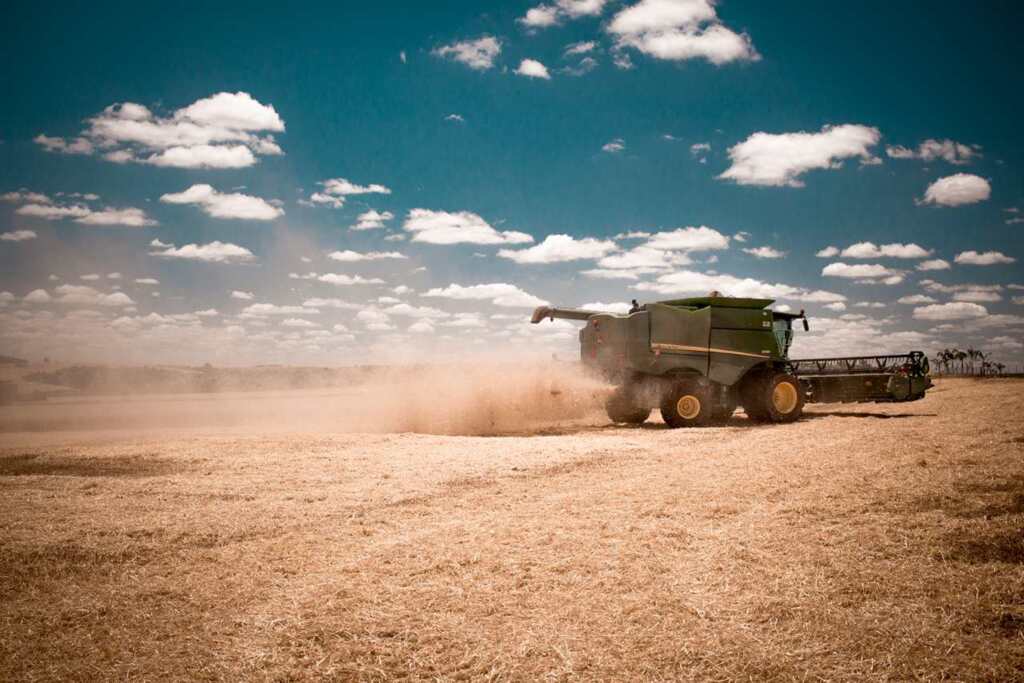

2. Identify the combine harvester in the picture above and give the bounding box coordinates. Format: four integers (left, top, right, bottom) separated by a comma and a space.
530, 295, 932, 427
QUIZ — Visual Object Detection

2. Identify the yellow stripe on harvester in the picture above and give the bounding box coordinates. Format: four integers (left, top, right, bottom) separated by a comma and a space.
651, 343, 769, 359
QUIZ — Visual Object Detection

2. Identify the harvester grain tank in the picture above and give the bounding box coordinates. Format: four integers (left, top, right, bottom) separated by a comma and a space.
530, 296, 931, 426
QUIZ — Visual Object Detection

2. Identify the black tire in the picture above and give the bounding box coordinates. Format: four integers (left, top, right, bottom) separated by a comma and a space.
740, 371, 771, 422
606, 386, 651, 424
763, 372, 804, 423
743, 371, 804, 423
660, 379, 713, 428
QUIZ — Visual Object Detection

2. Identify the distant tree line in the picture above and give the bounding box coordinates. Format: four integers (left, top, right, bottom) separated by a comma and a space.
931, 347, 1008, 376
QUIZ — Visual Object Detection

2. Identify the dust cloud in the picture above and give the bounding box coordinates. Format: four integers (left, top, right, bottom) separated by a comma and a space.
0, 362, 612, 436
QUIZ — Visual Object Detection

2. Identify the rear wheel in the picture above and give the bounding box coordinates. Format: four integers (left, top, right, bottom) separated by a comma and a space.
660, 379, 712, 428
606, 386, 651, 424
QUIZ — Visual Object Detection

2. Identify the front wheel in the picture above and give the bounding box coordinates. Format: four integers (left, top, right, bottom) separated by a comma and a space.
743, 371, 804, 423
660, 379, 713, 428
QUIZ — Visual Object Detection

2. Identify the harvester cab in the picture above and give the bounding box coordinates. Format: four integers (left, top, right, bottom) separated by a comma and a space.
530, 296, 931, 427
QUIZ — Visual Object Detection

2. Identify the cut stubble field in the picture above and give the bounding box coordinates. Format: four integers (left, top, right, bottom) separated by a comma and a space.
1, 376, 1023, 681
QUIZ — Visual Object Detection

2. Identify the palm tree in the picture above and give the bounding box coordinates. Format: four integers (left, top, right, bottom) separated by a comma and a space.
996, 362, 1006, 376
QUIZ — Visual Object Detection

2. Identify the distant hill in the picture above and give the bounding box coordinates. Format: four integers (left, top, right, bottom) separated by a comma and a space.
0, 354, 28, 367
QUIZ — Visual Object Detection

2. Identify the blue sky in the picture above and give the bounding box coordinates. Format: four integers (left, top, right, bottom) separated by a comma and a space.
1, 0, 1022, 365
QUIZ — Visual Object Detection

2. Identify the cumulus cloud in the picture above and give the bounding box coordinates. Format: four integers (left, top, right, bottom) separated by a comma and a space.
816, 246, 839, 258
403, 209, 533, 245
0, 190, 52, 204
423, 283, 548, 308
719, 124, 881, 187
954, 250, 1015, 265
839, 242, 932, 259
919, 173, 990, 207
230, 290, 253, 300
565, 40, 598, 55
1, 230, 37, 242
53, 284, 134, 307
916, 259, 951, 271
821, 262, 904, 284
432, 36, 501, 70
886, 139, 980, 165
634, 269, 845, 303
34, 92, 284, 168
607, 0, 759, 65
23, 289, 52, 303
896, 295, 937, 304
12, 195, 156, 227
520, 0, 609, 28
912, 302, 988, 321
317, 273, 385, 286
953, 289, 1001, 303
241, 303, 313, 317
515, 59, 552, 79
498, 234, 617, 264
304, 178, 391, 209
326, 250, 407, 262
150, 240, 256, 263
602, 138, 626, 153
742, 246, 786, 259
351, 209, 394, 231
160, 184, 283, 220
644, 226, 730, 252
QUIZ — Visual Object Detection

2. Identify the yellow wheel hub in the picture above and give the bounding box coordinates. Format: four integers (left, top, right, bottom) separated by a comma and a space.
772, 382, 798, 414
676, 395, 701, 420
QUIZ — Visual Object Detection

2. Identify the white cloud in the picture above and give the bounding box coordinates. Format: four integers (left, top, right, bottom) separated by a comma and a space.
919, 173, 990, 207
76, 207, 157, 227
317, 273, 385, 286
719, 124, 881, 187
824, 302, 846, 311
320, 178, 391, 196
634, 270, 846, 303
24, 289, 52, 303
241, 303, 313, 317
597, 246, 690, 271
160, 184, 283, 220
81, 274, 100, 281
33, 135, 94, 155
151, 240, 256, 263
0, 190, 51, 204
602, 138, 625, 153
821, 262, 904, 283
383, 303, 449, 319
520, 1, 609, 28
53, 284, 134, 307
230, 290, 254, 300
953, 289, 1001, 303
644, 226, 730, 252
896, 295, 937, 304
614, 230, 651, 240
516, 59, 552, 79
195, 309, 219, 317
403, 209, 533, 245
1, 230, 37, 242
916, 259, 951, 271
913, 302, 988, 321
816, 246, 839, 258
580, 301, 631, 314
35, 92, 284, 168
281, 318, 319, 329
444, 114, 465, 123
498, 234, 617, 264
565, 40, 598, 55
433, 36, 502, 70
954, 250, 1015, 266
352, 210, 394, 231
302, 297, 360, 310
885, 139, 980, 165
326, 250, 407, 262
839, 242, 932, 259
423, 283, 548, 308
742, 246, 786, 259
13, 197, 156, 227
607, 0, 759, 65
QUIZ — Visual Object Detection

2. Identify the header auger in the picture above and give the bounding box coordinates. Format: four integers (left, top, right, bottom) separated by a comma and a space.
530, 296, 932, 427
